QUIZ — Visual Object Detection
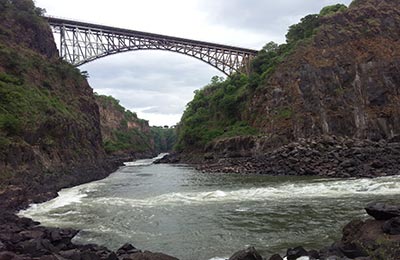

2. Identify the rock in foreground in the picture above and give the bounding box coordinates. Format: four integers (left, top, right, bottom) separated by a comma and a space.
252, 202, 400, 260
0, 212, 179, 260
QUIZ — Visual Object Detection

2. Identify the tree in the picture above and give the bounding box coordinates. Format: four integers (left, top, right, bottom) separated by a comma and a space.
262, 41, 279, 53
286, 14, 320, 44
320, 4, 347, 17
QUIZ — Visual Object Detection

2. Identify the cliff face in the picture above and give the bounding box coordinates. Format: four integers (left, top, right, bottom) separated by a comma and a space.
176, 0, 400, 155
247, 0, 400, 143
95, 95, 178, 157
95, 95, 155, 157
0, 0, 116, 207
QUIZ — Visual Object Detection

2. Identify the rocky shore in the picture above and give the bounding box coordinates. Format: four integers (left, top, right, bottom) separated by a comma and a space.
228, 203, 400, 260
1, 200, 400, 260
0, 211, 178, 260
0, 154, 180, 260
158, 136, 400, 178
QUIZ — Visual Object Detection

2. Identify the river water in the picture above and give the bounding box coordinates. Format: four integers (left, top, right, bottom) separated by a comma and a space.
19, 155, 400, 260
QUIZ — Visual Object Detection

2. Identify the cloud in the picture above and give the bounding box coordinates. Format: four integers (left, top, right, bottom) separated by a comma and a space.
82, 51, 222, 124
197, 0, 353, 40
37, 0, 353, 126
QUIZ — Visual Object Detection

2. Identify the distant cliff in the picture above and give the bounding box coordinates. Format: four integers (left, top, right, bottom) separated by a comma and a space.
96, 94, 177, 157
176, 0, 400, 153
95, 94, 155, 157
0, 0, 117, 208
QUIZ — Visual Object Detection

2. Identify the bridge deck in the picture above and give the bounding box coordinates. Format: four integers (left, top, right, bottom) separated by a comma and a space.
45, 17, 258, 54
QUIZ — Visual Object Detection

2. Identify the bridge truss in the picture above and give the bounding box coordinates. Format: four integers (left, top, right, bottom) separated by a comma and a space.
46, 17, 259, 76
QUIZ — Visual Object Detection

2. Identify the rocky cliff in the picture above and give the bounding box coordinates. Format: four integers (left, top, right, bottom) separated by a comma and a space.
95, 94, 155, 158
247, 0, 400, 143
0, 0, 118, 209
176, 0, 400, 156
95, 94, 177, 157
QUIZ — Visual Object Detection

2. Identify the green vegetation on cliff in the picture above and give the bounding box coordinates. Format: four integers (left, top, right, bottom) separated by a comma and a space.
151, 126, 177, 153
175, 75, 258, 151
176, 4, 348, 152
95, 94, 153, 154
0, 0, 107, 186
95, 94, 177, 155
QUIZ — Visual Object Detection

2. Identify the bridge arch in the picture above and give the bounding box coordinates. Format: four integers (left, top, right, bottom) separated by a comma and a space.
46, 17, 258, 76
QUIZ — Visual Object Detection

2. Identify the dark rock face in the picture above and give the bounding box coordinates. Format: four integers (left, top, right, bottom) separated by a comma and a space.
286, 246, 308, 260
268, 254, 283, 260
193, 136, 400, 178
365, 203, 400, 220
95, 94, 157, 158
262, 203, 400, 260
383, 217, 400, 235
228, 247, 263, 260
0, 0, 124, 212
248, 0, 400, 143
0, 212, 179, 260
116, 243, 141, 257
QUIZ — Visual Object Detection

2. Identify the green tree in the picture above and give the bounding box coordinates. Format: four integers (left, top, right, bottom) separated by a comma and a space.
320, 4, 347, 17
286, 14, 320, 44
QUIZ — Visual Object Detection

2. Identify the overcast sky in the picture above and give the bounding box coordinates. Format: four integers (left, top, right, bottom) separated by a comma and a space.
35, 0, 352, 126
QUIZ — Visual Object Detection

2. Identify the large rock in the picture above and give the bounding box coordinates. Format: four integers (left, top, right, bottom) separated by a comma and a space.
383, 217, 400, 235
116, 243, 140, 256
365, 203, 400, 220
0, 251, 23, 260
228, 247, 263, 260
286, 246, 308, 260
268, 254, 283, 260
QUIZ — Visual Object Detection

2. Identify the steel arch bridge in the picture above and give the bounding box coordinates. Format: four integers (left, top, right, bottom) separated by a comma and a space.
46, 17, 259, 76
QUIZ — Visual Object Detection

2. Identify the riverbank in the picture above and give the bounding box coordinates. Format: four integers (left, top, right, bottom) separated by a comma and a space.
4, 157, 400, 259
230, 202, 400, 259
158, 136, 400, 179
0, 155, 180, 260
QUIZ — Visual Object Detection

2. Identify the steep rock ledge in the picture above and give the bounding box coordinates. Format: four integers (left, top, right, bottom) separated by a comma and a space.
247, 0, 400, 142
0, 0, 119, 209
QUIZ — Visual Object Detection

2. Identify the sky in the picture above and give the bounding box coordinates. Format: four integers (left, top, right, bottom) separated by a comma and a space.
35, 0, 352, 126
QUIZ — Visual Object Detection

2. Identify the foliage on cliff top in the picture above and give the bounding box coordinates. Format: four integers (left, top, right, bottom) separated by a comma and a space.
95, 93, 146, 123
176, 3, 348, 151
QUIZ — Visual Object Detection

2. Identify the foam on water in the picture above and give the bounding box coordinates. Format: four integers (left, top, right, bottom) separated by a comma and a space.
18, 181, 101, 219
124, 153, 168, 166
92, 176, 400, 207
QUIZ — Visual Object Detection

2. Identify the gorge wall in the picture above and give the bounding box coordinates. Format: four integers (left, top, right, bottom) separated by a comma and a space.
176, 0, 400, 156
0, 0, 117, 209
247, 0, 400, 143
95, 94, 177, 158
95, 94, 155, 158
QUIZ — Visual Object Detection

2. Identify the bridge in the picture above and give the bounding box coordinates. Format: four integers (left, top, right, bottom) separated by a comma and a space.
46, 17, 259, 76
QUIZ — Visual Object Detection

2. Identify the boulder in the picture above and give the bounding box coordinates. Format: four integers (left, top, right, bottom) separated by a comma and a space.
286, 246, 308, 260
382, 217, 400, 235
59, 249, 82, 260
0, 251, 23, 260
307, 249, 320, 259
17, 238, 48, 257
319, 243, 345, 259
268, 254, 283, 260
228, 247, 263, 260
19, 230, 45, 240
39, 255, 59, 260
365, 203, 400, 220
116, 243, 140, 255
0, 241, 6, 251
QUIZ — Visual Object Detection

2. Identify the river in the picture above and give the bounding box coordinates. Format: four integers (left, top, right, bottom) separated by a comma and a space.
19, 155, 400, 260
